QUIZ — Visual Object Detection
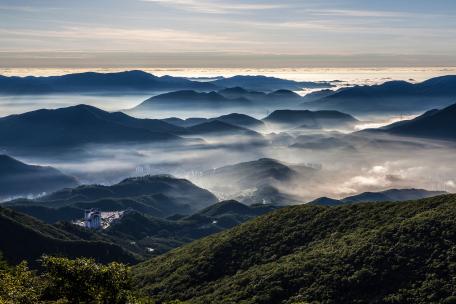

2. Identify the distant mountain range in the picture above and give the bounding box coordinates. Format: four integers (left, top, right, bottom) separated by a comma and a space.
371, 102, 456, 141
0, 104, 280, 153
130, 88, 304, 112
210, 75, 333, 91
303, 75, 456, 114
133, 90, 251, 111
217, 87, 303, 103
164, 109, 358, 133
309, 188, 447, 206
0, 104, 186, 151
0, 70, 216, 94
0, 155, 78, 200
0, 71, 333, 95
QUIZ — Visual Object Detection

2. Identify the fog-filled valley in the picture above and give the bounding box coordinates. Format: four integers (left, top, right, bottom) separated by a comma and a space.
1, 70, 455, 203
1, 69, 456, 303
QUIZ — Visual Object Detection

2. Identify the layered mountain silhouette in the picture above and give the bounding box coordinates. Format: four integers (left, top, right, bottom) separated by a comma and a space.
371, 103, 456, 141
5, 175, 218, 226
133, 88, 305, 112
0, 104, 184, 150
219, 87, 303, 105
210, 75, 333, 91
301, 89, 336, 102
163, 113, 264, 129
309, 188, 447, 206
19, 175, 218, 213
208, 113, 265, 129
132, 90, 251, 111
263, 109, 358, 129
0, 71, 334, 95
303, 75, 456, 114
162, 117, 208, 127
0, 70, 216, 94
0, 155, 78, 200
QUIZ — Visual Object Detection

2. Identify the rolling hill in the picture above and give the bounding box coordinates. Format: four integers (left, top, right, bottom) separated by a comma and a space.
104, 200, 278, 257
132, 194, 456, 303
0, 155, 78, 200
5, 175, 218, 219
0, 206, 138, 267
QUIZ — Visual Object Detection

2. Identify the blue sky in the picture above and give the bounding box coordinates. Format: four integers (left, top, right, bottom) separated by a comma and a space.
1, 0, 455, 67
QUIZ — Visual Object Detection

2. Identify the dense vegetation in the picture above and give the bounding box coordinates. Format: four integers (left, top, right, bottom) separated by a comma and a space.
104, 200, 278, 256
133, 194, 456, 304
0, 255, 137, 304
0, 200, 275, 265
0, 206, 138, 267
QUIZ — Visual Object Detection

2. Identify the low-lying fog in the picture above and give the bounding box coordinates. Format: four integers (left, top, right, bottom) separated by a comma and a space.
10, 126, 456, 203
1, 69, 454, 203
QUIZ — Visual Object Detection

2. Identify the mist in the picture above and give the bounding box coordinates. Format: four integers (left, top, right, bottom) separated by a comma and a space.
6, 117, 455, 204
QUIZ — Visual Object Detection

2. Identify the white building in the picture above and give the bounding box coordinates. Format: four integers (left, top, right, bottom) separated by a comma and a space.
84, 209, 101, 229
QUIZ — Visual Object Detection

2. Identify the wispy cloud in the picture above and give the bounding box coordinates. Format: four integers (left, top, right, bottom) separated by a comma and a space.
306, 9, 412, 18
0, 5, 61, 13
141, 0, 284, 14
0, 26, 259, 52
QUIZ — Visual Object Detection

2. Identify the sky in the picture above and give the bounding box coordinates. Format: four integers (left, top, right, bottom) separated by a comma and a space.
1, 0, 456, 68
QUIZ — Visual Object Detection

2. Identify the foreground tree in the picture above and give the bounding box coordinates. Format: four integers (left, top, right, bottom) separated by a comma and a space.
0, 255, 136, 304
42, 256, 134, 304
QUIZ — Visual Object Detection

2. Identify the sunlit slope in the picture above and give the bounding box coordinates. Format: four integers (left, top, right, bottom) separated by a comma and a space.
133, 194, 456, 304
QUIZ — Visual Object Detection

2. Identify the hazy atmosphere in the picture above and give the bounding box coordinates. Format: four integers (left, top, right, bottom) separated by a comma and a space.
1, 1, 456, 303
1, 0, 456, 67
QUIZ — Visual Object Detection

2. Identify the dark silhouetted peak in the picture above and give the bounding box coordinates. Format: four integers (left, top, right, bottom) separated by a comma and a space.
213, 113, 264, 128
378, 102, 456, 140
0, 104, 182, 149
308, 196, 343, 206
0, 155, 78, 199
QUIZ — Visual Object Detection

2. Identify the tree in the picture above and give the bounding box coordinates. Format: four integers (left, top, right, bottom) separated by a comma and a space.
42, 256, 133, 304
0, 261, 43, 304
